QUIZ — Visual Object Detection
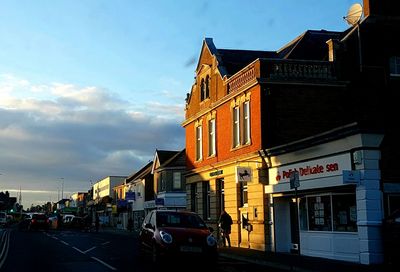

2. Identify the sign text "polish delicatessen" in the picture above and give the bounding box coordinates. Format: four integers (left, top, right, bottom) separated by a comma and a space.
274, 153, 351, 182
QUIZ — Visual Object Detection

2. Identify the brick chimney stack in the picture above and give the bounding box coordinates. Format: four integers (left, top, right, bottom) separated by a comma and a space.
363, 0, 400, 17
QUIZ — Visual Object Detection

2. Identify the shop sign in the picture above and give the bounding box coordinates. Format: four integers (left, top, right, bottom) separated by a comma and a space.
236, 167, 252, 183
210, 170, 223, 177
270, 153, 351, 183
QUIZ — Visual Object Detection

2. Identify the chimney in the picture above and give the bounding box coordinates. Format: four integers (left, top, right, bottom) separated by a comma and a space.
363, 0, 400, 17
326, 39, 339, 62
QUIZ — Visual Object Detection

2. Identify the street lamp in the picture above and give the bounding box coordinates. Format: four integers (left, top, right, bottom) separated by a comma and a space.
60, 178, 64, 199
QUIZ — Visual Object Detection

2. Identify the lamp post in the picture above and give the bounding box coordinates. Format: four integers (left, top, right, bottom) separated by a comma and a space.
61, 178, 64, 199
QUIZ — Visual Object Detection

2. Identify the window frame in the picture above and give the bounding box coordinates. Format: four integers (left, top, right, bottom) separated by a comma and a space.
243, 100, 251, 145
232, 106, 240, 148
208, 118, 216, 157
390, 56, 400, 76
195, 124, 203, 161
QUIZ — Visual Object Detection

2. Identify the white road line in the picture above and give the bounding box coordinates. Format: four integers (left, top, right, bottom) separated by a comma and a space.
83, 246, 96, 253
101, 241, 110, 246
72, 246, 85, 254
52, 236, 59, 240
60, 240, 70, 246
91, 256, 117, 271
0, 230, 11, 270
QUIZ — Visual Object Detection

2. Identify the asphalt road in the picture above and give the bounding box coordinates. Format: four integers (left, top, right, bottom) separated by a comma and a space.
0, 226, 281, 272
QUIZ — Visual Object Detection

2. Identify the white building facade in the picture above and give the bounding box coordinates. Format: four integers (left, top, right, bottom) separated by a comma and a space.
265, 126, 384, 265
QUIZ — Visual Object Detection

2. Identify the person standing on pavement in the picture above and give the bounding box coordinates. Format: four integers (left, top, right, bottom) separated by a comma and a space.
218, 210, 233, 247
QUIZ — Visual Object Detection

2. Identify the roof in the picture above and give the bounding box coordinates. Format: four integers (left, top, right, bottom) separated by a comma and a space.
201, 30, 344, 82
125, 161, 153, 182
277, 30, 343, 60
152, 149, 186, 173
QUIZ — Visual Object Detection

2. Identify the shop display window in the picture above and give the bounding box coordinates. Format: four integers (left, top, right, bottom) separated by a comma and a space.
299, 193, 357, 232
307, 195, 332, 231
332, 194, 357, 232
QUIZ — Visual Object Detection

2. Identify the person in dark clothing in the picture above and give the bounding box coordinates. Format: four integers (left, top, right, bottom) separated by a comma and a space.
218, 210, 233, 247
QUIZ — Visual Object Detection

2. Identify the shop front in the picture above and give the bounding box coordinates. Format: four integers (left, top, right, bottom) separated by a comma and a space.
265, 130, 384, 265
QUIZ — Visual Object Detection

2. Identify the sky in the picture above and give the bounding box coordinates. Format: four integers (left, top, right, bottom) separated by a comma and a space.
0, 0, 356, 208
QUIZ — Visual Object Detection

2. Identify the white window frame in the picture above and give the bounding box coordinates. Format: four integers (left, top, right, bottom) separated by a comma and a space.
233, 106, 240, 148
243, 101, 251, 144
196, 124, 203, 161
208, 119, 216, 156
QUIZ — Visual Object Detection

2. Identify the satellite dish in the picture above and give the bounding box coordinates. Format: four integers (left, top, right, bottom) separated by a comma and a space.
344, 3, 363, 26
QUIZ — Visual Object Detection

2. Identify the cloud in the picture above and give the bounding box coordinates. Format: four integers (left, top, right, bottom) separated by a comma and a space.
0, 74, 185, 207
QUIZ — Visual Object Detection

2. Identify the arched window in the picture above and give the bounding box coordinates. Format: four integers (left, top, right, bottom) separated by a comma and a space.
200, 79, 205, 101
205, 75, 210, 99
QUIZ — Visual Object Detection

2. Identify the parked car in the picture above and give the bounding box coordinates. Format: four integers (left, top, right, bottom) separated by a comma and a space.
29, 213, 49, 230
48, 215, 58, 229
0, 211, 7, 227
139, 210, 218, 264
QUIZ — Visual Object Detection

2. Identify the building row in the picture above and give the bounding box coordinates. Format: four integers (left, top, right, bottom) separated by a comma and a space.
64, 0, 399, 266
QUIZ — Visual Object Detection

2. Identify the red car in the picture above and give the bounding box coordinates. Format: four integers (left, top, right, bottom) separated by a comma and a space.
29, 213, 49, 230
139, 210, 218, 264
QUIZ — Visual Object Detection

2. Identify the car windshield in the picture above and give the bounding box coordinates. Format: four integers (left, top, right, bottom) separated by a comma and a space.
156, 212, 207, 229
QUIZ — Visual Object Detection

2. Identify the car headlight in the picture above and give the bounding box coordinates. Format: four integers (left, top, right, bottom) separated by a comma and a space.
206, 234, 217, 247
159, 230, 173, 244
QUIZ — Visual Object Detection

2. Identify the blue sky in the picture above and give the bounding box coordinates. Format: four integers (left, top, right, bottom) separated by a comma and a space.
0, 0, 356, 208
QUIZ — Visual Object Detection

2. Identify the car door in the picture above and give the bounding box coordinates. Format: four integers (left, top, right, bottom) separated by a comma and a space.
140, 211, 155, 249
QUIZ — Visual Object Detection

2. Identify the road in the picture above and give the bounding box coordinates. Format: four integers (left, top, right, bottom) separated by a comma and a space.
0, 226, 281, 272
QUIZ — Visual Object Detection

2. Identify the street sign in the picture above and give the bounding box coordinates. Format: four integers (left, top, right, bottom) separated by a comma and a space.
290, 171, 300, 189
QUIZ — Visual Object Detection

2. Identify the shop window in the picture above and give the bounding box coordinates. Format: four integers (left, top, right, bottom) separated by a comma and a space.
202, 181, 211, 220
332, 194, 357, 232
299, 193, 357, 232
190, 183, 197, 212
389, 56, 400, 76
307, 195, 332, 231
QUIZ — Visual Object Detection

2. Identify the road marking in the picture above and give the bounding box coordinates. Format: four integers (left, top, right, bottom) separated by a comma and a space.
72, 247, 85, 254
0, 230, 11, 270
83, 246, 96, 253
60, 240, 70, 246
101, 241, 110, 246
91, 256, 117, 271
52, 236, 59, 240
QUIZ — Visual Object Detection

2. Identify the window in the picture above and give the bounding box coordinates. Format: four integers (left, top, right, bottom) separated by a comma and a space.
200, 79, 205, 101
196, 125, 203, 161
332, 194, 357, 232
173, 172, 181, 190
299, 193, 357, 232
205, 75, 210, 99
200, 76, 210, 101
233, 106, 240, 148
217, 179, 225, 215
202, 181, 211, 220
390, 56, 400, 76
190, 183, 197, 212
208, 119, 216, 156
243, 101, 251, 144
239, 181, 248, 207
308, 195, 331, 231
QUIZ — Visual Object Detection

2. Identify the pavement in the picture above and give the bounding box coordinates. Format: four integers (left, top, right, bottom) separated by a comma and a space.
218, 246, 395, 272
104, 227, 396, 272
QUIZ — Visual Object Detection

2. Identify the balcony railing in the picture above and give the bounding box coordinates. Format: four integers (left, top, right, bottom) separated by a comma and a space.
263, 59, 336, 82
227, 59, 338, 94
